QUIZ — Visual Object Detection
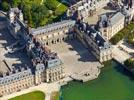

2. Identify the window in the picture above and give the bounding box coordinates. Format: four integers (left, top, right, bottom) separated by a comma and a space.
104, 29, 107, 32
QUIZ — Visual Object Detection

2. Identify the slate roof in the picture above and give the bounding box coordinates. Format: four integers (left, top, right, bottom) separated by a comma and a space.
31, 20, 76, 36
76, 21, 112, 51
110, 12, 125, 26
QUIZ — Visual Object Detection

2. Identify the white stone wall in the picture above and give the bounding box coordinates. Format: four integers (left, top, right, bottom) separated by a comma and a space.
75, 27, 113, 63
46, 66, 64, 83
0, 75, 34, 97
100, 16, 125, 40
35, 28, 76, 45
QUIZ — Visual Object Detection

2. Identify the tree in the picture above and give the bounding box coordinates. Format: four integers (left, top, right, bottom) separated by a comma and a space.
23, 5, 33, 27
11, 0, 21, 7
31, 4, 49, 27
126, 32, 134, 46
45, 0, 58, 11
1, 1, 10, 11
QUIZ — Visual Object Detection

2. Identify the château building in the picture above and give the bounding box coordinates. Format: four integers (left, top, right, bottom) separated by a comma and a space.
67, 0, 109, 18
31, 20, 76, 46
75, 21, 113, 62
3, 0, 134, 97
98, 12, 125, 40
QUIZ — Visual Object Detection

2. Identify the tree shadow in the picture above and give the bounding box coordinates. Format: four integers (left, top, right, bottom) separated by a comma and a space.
122, 40, 134, 49
113, 60, 134, 81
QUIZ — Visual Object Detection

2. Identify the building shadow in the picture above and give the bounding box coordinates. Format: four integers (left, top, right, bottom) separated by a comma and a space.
0, 16, 7, 21
4, 50, 32, 67
0, 22, 32, 68
0, 28, 17, 46
65, 39, 98, 62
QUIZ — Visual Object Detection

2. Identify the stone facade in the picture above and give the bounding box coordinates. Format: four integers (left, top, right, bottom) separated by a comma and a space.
2, 0, 134, 97
75, 21, 113, 62
31, 20, 76, 45
46, 65, 64, 83
67, 0, 109, 18
0, 8, 65, 97
0, 3, 116, 97
0, 65, 34, 97
26, 35, 64, 84
98, 0, 134, 40
7, 8, 24, 39
99, 12, 125, 40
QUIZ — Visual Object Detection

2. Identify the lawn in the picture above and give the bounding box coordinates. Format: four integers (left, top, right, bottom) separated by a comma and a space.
9, 91, 45, 100
61, 60, 134, 100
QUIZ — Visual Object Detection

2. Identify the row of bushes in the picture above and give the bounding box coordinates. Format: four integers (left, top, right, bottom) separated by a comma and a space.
126, 31, 134, 46
110, 22, 134, 45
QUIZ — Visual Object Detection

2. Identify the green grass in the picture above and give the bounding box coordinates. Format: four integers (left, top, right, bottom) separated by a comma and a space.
55, 3, 67, 14
9, 91, 45, 100
61, 60, 134, 100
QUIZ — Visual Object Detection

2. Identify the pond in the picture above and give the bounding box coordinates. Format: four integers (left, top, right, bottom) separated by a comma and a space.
61, 61, 134, 100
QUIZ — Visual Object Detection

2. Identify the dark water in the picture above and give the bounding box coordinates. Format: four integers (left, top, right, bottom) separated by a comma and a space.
61, 61, 134, 100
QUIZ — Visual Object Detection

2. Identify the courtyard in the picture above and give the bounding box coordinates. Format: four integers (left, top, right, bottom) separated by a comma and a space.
85, 5, 116, 25
49, 39, 101, 76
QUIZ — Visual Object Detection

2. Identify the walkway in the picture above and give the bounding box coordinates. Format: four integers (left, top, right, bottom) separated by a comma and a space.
57, 3, 62, 7
113, 45, 132, 64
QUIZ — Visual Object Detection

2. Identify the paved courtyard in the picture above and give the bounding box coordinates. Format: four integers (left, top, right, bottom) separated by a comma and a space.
49, 40, 101, 76
85, 6, 116, 25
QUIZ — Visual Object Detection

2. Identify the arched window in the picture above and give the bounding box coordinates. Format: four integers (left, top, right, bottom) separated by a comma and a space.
46, 42, 48, 45
57, 39, 59, 42
52, 40, 54, 44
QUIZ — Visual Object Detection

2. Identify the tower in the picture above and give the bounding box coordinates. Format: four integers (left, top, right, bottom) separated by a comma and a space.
19, 10, 24, 22
9, 10, 15, 23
